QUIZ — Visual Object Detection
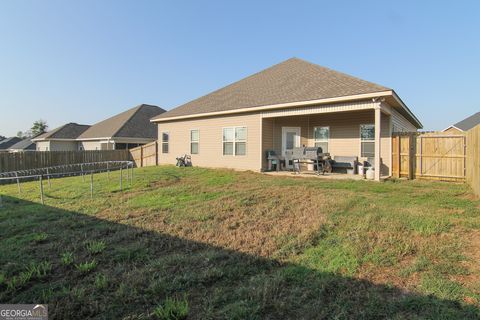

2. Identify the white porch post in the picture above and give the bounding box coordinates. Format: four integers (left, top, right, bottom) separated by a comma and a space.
374, 105, 381, 181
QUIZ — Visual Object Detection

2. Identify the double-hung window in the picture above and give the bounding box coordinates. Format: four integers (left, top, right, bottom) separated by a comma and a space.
162, 132, 169, 154
313, 126, 329, 153
190, 130, 199, 154
360, 124, 375, 157
223, 127, 247, 155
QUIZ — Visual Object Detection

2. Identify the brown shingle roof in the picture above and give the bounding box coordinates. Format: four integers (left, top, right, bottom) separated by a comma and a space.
33, 123, 91, 140
78, 104, 165, 139
153, 58, 390, 120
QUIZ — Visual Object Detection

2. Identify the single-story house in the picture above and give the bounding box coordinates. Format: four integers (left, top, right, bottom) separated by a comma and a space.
33, 123, 91, 151
151, 58, 422, 181
77, 104, 165, 150
0, 137, 23, 151
8, 138, 36, 152
33, 104, 166, 151
442, 111, 480, 134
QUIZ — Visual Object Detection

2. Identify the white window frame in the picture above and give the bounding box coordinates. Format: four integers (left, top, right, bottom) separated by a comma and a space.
190, 129, 199, 154
360, 124, 375, 158
161, 131, 169, 154
222, 126, 247, 156
313, 126, 329, 152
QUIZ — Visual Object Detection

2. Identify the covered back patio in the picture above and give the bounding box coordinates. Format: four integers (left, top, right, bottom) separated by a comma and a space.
261, 101, 392, 181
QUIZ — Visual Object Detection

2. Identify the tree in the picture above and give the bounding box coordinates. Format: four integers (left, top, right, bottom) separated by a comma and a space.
0, 135, 5, 141
17, 131, 27, 139
30, 120, 48, 137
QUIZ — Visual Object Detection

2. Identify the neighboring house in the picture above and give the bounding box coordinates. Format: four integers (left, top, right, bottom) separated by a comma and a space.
8, 138, 36, 152
32, 104, 166, 151
151, 58, 422, 181
77, 104, 165, 150
442, 111, 480, 134
0, 137, 22, 151
33, 123, 91, 151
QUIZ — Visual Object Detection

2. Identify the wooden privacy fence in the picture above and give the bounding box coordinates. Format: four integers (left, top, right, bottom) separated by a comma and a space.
392, 133, 467, 181
129, 141, 158, 168
466, 125, 480, 197
0, 150, 129, 173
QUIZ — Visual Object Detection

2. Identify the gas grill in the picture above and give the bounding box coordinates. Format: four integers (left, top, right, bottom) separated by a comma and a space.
290, 147, 332, 175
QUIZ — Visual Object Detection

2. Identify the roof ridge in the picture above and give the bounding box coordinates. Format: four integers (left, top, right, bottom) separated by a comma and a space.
167, 59, 301, 111
110, 104, 145, 138
292, 57, 391, 91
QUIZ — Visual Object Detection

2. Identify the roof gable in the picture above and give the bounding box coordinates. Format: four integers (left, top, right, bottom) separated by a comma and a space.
78, 104, 165, 139
153, 58, 390, 120
34, 123, 91, 140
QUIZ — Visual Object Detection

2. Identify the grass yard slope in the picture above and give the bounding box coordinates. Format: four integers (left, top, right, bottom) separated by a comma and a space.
0, 166, 479, 319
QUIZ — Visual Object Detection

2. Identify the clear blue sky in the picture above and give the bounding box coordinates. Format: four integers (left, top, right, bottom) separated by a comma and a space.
1, 1, 479, 136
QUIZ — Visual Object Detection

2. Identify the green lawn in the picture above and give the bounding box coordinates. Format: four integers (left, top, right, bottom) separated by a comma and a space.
0, 166, 479, 319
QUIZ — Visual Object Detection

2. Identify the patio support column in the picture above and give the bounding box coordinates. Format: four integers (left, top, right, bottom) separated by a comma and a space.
374, 105, 381, 181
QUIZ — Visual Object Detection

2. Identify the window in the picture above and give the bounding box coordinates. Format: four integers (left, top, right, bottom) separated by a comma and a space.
190, 130, 199, 154
223, 127, 247, 156
360, 124, 375, 157
313, 127, 329, 153
162, 132, 169, 153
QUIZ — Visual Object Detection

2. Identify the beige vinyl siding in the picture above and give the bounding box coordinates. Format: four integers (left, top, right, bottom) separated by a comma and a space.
391, 107, 417, 132
261, 118, 275, 168
49, 141, 78, 151
265, 109, 392, 175
157, 113, 263, 171
80, 141, 104, 150
261, 99, 375, 118
36, 141, 50, 151
36, 141, 78, 151
380, 112, 392, 176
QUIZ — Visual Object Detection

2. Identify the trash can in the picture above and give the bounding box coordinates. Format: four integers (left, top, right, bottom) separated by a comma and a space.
357, 164, 364, 176
366, 167, 375, 180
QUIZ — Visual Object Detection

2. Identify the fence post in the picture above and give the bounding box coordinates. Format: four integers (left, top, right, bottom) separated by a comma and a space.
90, 172, 94, 199
140, 147, 144, 168
464, 135, 467, 178
419, 136, 423, 177
408, 134, 414, 180
120, 165, 123, 191
81, 164, 85, 182
107, 162, 110, 179
39, 176, 45, 205
47, 168, 51, 188
396, 135, 401, 178
129, 162, 133, 184
155, 141, 159, 166
15, 172, 21, 194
